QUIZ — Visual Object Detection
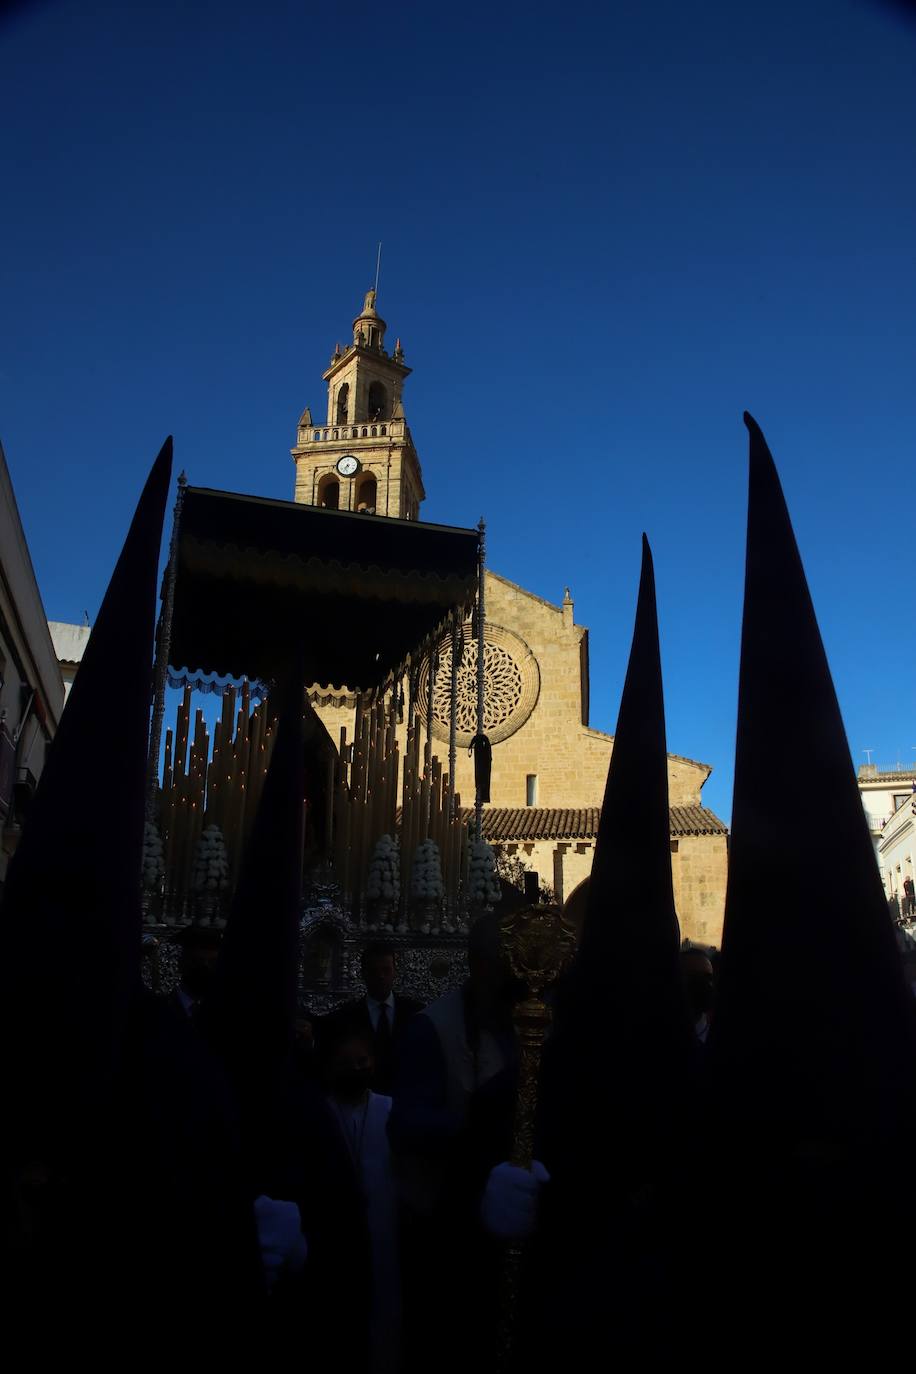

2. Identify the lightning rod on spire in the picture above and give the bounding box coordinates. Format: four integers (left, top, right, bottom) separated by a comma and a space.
374, 242, 382, 296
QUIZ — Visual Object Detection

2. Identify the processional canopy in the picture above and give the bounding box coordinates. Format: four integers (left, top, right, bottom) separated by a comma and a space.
167, 486, 480, 689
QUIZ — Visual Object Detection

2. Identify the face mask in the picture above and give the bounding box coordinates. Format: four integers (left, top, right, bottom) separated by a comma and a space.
181, 964, 215, 1000
685, 973, 714, 1017
332, 1069, 373, 1100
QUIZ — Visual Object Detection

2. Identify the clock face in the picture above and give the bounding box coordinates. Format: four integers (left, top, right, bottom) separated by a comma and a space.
336, 454, 359, 477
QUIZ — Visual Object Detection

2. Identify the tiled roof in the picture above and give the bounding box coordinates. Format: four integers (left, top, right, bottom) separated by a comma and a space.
460, 808, 600, 841
456, 804, 728, 842
669, 805, 729, 836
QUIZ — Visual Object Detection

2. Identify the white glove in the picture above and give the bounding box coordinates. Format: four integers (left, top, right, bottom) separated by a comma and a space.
480, 1160, 550, 1240
254, 1195, 308, 1291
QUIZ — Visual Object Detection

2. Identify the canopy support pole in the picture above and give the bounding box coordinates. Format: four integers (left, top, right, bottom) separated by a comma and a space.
425, 638, 434, 835
448, 611, 459, 822
474, 518, 486, 842
146, 472, 187, 818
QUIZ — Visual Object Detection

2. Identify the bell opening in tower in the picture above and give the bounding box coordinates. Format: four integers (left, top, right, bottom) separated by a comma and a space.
356, 474, 377, 514
318, 474, 340, 510
335, 384, 349, 426
367, 381, 388, 422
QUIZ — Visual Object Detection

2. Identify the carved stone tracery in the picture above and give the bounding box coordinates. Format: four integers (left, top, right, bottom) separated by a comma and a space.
417, 622, 540, 747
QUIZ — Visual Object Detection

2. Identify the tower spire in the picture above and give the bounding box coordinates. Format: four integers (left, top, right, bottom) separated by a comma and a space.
291, 289, 423, 519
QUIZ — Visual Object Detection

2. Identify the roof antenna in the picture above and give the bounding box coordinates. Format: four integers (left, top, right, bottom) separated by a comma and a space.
863, 748, 874, 765
374, 241, 382, 296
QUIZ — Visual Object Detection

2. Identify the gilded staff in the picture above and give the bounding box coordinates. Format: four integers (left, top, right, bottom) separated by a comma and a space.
497, 902, 578, 1370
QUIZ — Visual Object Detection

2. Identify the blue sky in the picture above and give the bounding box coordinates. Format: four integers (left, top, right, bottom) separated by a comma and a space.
2, 0, 914, 820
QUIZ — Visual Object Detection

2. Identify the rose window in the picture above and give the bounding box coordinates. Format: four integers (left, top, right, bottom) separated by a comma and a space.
417, 623, 540, 747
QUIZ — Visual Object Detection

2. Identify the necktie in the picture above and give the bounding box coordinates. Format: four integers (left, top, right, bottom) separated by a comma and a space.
376, 1001, 391, 1050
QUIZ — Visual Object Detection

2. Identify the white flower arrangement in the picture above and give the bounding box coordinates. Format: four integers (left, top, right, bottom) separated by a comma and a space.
366, 834, 400, 905
141, 820, 165, 892
467, 839, 501, 907
410, 838, 444, 904
191, 825, 231, 894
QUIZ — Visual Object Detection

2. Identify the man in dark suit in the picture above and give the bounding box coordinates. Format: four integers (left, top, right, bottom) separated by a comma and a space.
322, 942, 423, 1095
168, 924, 222, 1021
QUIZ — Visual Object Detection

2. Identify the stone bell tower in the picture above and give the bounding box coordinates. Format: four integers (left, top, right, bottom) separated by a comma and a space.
292, 289, 426, 520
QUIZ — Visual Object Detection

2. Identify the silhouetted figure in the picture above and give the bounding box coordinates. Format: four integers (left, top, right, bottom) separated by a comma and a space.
532, 538, 695, 1370
705, 415, 916, 1366
390, 913, 519, 1374
2, 440, 263, 1349
680, 946, 716, 1045
197, 672, 371, 1357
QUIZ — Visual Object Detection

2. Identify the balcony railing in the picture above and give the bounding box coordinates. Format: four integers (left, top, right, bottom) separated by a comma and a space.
299, 418, 408, 445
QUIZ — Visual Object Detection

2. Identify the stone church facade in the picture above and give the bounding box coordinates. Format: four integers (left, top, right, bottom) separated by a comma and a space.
292, 291, 728, 945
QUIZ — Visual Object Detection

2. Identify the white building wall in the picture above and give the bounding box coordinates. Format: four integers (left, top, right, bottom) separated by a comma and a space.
857, 767, 916, 875
0, 443, 65, 883
860, 780, 915, 831
877, 793, 916, 909
48, 622, 91, 702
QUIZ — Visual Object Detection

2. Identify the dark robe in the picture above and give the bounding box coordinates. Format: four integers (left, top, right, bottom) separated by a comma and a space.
6, 986, 263, 1353
232, 1050, 372, 1360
